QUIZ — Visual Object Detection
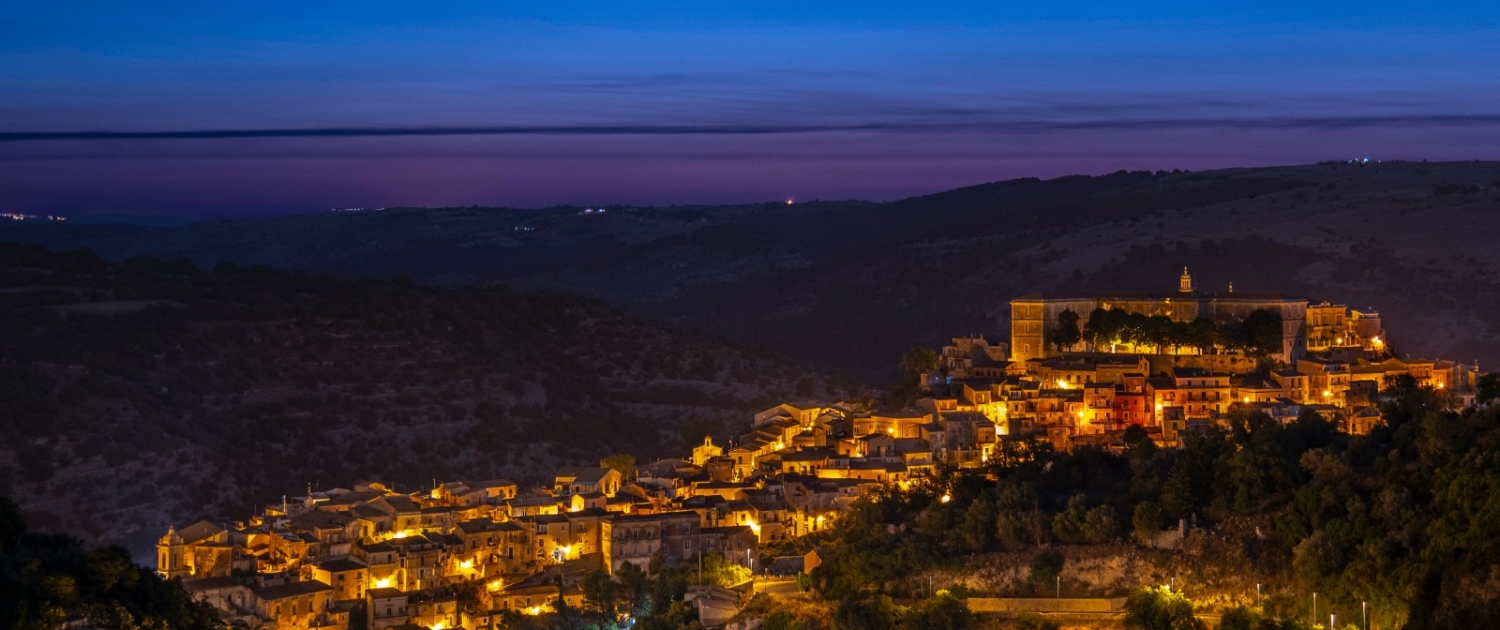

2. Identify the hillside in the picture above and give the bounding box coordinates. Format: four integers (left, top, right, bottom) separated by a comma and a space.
0, 244, 848, 559
5, 161, 1500, 379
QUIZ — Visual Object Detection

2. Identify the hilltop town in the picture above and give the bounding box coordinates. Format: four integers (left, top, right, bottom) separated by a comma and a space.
154, 271, 1486, 629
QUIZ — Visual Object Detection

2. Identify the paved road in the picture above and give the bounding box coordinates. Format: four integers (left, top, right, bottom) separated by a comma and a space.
755, 578, 804, 599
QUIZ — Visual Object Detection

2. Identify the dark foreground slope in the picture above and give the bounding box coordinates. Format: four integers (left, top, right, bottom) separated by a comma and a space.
6, 162, 1500, 377
0, 244, 846, 558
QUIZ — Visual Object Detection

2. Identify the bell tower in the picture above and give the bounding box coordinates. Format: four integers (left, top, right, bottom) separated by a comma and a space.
1179, 267, 1194, 294
157, 526, 188, 579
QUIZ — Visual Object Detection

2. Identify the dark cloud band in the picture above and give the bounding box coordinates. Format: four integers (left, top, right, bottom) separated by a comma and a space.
5, 114, 1500, 143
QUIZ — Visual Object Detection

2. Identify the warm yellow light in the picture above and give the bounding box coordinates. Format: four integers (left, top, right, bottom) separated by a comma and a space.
1437, 382, 1445, 389
1243, 396, 1251, 404
886, 427, 894, 435
786, 199, 794, 205
747, 520, 761, 535
1323, 390, 1331, 398
1056, 380, 1069, 389
459, 559, 473, 569
432, 622, 446, 630
487, 580, 502, 592
392, 531, 407, 539
940, 493, 952, 504
524, 606, 542, 615
1154, 403, 1164, 411
374, 578, 391, 589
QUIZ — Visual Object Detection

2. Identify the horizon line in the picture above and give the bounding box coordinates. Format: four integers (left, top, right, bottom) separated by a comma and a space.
7, 113, 1500, 143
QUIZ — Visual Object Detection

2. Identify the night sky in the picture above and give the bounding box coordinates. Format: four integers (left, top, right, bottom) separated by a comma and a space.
3, 2, 1499, 216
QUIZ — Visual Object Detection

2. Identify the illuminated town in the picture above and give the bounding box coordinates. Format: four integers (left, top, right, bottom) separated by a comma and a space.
155, 271, 1481, 629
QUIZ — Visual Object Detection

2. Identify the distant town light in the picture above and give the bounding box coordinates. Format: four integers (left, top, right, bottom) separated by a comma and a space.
940, 493, 952, 504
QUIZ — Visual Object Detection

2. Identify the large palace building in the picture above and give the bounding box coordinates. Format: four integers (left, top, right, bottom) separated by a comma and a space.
1009, 269, 1309, 362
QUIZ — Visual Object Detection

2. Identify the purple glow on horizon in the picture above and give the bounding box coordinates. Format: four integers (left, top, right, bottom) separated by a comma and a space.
3, 2, 1499, 216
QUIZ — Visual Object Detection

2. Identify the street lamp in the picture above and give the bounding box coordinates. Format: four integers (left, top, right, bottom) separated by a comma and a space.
1256, 583, 1261, 607
1313, 592, 1318, 626
1362, 601, 1367, 629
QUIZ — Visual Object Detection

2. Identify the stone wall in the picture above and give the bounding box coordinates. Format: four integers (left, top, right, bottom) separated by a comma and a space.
967, 597, 1125, 613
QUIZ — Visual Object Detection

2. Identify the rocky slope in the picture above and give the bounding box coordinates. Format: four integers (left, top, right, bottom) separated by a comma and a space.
0, 244, 848, 559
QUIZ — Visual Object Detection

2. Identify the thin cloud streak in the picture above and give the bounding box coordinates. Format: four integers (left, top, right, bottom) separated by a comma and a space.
7, 113, 1500, 143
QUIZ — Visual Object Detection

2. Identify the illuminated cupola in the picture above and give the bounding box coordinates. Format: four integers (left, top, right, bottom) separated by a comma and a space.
1179, 267, 1194, 294
156, 526, 188, 579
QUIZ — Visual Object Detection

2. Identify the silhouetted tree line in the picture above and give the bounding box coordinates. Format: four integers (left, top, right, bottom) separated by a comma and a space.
1048, 307, 1282, 356
0, 496, 219, 630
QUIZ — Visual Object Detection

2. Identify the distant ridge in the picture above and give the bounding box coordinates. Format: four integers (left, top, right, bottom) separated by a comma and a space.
4, 161, 1500, 378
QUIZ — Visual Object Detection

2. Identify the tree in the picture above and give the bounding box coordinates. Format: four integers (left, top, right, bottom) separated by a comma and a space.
1049, 310, 1082, 351
834, 591, 901, 630
1082, 307, 1110, 349
1478, 373, 1500, 406
1123, 586, 1203, 630
600, 453, 636, 480
902, 593, 975, 630
1291, 530, 1344, 587
899, 348, 938, 384
1132, 501, 1165, 540
884, 347, 940, 409
1239, 309, 1284, 355
614, 561, 650, 617
581, 569, 616, 616
1052, 495, 1118, 544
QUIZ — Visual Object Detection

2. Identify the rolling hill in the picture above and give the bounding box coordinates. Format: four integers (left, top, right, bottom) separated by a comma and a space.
6, 161, 1498, 380
0, 244, 848, 559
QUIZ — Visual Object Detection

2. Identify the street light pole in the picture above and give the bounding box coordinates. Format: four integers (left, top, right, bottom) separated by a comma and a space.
1363, 601, 1368, 630
1056, 575, 1061, 599
1256, 583, 1261, 607
1313, 592, 1318, 626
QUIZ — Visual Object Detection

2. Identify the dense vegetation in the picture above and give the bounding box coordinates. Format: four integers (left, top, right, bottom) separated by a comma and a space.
1050, 307, 1284, 357
0, 496, 218, 630
0, 243, 844, 554
810, 376, 1500, 628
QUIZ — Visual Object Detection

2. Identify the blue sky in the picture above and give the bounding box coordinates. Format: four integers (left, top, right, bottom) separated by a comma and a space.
3, 2, 1499, 215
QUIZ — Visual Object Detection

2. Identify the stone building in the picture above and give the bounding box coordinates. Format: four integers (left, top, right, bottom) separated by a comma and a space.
1009, 269, 1308, 362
